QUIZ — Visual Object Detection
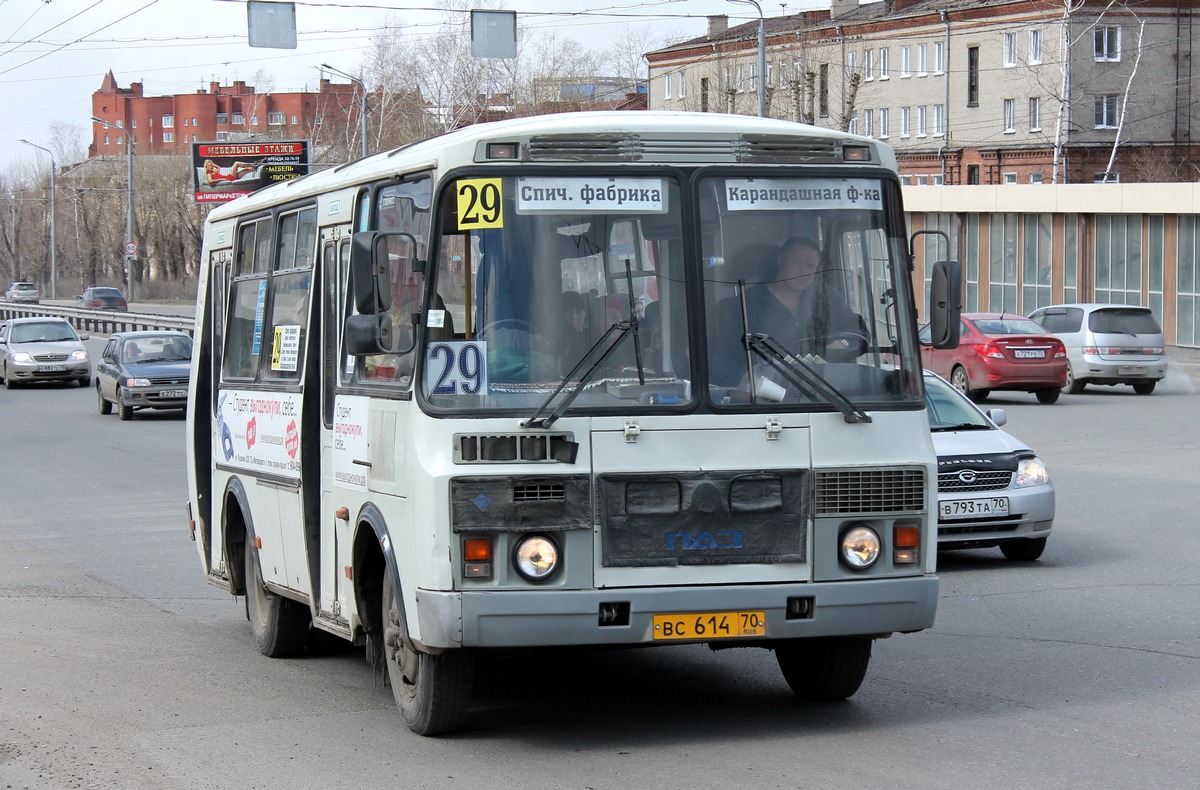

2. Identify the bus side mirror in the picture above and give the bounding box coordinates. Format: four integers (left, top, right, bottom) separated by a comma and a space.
350, 231, 403, 314
928, 260, 962, 349
345, 313, 393, 356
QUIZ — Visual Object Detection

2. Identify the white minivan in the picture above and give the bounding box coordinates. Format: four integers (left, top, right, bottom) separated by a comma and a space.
1028, 303, 1167, 395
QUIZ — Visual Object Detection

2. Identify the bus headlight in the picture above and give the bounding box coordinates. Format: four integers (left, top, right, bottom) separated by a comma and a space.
840, 524, 881, 570
513, 534, 560, 582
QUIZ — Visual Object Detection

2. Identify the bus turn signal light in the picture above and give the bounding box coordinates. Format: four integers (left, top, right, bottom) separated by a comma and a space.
893, 524, 920, 564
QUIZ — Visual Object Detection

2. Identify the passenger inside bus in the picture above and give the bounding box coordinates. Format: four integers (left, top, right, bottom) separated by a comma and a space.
710, 236, 868, 388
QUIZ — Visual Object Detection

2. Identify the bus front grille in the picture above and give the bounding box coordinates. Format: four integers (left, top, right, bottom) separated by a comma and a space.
814, 468, 926, 516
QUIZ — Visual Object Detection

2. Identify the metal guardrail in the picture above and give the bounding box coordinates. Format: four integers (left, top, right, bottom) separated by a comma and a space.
0, 302, 195, 336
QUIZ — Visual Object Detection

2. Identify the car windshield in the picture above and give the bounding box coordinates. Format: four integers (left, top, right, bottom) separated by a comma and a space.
973, 317, 1046, 335
925, 374, 991, 431
124, 335, 192, 362
1089, 308, 1161, 334
11, 321, 77, 343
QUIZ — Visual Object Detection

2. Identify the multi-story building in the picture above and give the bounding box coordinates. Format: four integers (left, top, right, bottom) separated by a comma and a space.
646, 0, 1199, 184
88, 72, 366, 158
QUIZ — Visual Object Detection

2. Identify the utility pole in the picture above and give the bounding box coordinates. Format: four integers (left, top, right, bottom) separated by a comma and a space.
729, 0, 767, 117
321, 64, 370, 159
90, 117, 135, 299
19, 140, 57, 299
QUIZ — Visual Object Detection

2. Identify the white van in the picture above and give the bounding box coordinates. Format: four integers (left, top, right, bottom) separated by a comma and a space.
1028, 303, 1167, 394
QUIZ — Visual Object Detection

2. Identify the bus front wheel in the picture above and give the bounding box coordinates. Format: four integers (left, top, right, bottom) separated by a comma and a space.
774, 637, 872, 701
244, 540, 310, 657
382, 571, 473, 735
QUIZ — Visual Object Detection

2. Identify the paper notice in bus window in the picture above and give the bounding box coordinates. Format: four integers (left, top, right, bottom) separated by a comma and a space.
251, 280, 268, 355
426, 309, 446, 329
516, 177, 667, 214
724, 178, 883, 211
456, 178, 504, 230
271, 325, 301, 371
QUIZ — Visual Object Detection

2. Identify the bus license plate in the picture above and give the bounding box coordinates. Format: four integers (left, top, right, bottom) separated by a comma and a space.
40, 365, 66, 372
652, 611, 766, 641
1013, 349, 1045, 358
940, 497, 1009, 520
160, 389, 187, 398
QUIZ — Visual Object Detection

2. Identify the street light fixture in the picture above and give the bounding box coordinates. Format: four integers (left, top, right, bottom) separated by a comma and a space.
728, 0, 767, 117
90, 116, 135, 300
321, 63, 370, 160
19, 139, 57, 299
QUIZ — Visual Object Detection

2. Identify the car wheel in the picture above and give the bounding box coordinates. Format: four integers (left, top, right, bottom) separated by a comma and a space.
775, 637, 872, 701
244, 539, 310, 657
118, 389, 134, 421
1000, 537, 1047, 562
383, 569, 473, 735
79, 376, 91, 389
950, 365, 973, 399
4, 369, 15, 390
1035, 388, 1060, 404
0, 362, 5, 384
1133, 381, 1156, 395
1064, 366, 1086, 394
97, 383, 112, 415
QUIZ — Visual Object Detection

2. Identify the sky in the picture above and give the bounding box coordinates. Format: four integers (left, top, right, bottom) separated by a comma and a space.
0, 0, 833, 177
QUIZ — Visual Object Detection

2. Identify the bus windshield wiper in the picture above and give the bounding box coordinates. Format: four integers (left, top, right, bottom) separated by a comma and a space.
931, 422, 990, 432
521, 317, 643, 429
744, 332, 872, 424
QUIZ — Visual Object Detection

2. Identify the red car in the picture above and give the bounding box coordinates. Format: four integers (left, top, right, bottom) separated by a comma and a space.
919, 313, 1068, 404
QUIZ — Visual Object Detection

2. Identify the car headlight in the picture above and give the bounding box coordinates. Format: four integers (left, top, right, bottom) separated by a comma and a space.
1015, 456, 1050, 487
11, 352, 33, 363
126, 377, 152, 388
513, 534, 560, 582
70, 350, 88, 362
839, 524, 881, 570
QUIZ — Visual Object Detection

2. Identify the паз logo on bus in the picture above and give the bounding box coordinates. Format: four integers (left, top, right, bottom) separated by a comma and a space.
246, 416, 257, 450
285, 420, 299, 459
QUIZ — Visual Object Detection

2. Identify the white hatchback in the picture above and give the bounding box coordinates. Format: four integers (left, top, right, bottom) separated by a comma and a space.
925, 371, 1055, 561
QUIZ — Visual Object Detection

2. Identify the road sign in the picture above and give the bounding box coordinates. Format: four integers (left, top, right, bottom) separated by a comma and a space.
124, 241, 138, 256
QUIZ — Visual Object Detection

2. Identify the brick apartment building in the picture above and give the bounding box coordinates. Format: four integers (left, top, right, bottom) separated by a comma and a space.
88, 71, 364, 158
646, 0, 1200, 184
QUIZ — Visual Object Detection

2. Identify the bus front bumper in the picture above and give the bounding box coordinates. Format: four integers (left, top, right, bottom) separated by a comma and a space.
413, 576, 938, 650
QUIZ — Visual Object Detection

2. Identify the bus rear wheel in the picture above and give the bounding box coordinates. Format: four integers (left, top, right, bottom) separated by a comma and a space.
775, 637, 872, 701
244, 540, 310, 657
382, 571, 473, 735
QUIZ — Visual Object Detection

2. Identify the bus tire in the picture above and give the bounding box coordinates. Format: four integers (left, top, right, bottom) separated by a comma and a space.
775, 637, 872, 701
244, 540, 310, 657
382, 571, 473, 735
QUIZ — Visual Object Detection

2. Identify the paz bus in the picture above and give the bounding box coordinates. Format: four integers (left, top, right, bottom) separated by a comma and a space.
185, 111, 960, 735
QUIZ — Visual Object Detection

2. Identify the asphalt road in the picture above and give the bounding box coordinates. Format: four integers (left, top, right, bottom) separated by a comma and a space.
1, 345, 1198, 790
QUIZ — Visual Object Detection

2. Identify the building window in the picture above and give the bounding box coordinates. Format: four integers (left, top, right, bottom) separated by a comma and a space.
103, 135, 110, 146
819, 63, 829, 117
917, 43, 928, 76
934, 104, 945, 136
901, 45, 912, 77
901, 106, 911, 137
1095, 26, 1121, 61
250, 115, 259, 126
766, 61, 775, 88
1022, 214, 1054, 310
700, 77, 710, 112
1095, 171, 1120, 183
1003, 173, 1017, 185
864, 49, 874, 80
268, 111, 286, 125
879, 108, 890, 138
291, 114, 298, 124
848, 51, 857, 76
182, 118, 188, 127
192, 117, 198, 126
879, 47, 890, 79
163, 132, 175, 143
1003, 33, 1017, 67
1030, 173, 1044, 184
1029, 97, 1042, 132
932, 174, 944, 185
967, 46, 979, 106
1003, 99, 1016, 133
916, 105, 927, 136
916, 175, 928, 185
749, 63, 758, 92
1029, 29, 1043, 64
933, 41, 944, 74
677, 71, 686, 98
216, 112, 228, 125
777, 59, 787, 87
1095, 94, 1119, 128
162, 114, 174, 128
232, 112, 244, 125
967, 164, 980, 185
864, 109, 874, 137
736, 65, 744, 93
849, 114, 858, 135
216, 131, 230, 141
131, 118, 137, 128
116, 135, 122, 146
663, 73, 672, 99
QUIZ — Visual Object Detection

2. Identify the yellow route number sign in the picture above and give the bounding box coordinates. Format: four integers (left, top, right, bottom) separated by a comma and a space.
456, 178, 504, 230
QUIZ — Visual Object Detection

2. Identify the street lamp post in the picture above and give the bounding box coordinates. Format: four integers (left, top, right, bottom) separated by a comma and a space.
19, 140, 57, 299
321, 64, 370, 160
90, 117, 135, 300
729, 0, 767, 117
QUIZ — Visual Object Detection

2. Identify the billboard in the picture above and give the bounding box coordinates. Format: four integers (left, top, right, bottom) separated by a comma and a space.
191, 140, 309, 203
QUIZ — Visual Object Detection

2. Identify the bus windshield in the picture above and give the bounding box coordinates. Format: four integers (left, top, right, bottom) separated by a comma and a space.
420, 171, 921, 414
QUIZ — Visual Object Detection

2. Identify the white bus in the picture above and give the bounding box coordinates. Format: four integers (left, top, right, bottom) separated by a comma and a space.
186, 111, 960, 735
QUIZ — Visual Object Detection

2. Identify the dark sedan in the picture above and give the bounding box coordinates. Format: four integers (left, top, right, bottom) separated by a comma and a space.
77, 286, 129, 312
919, 313, 1068, 404
95, 331, 192, 420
